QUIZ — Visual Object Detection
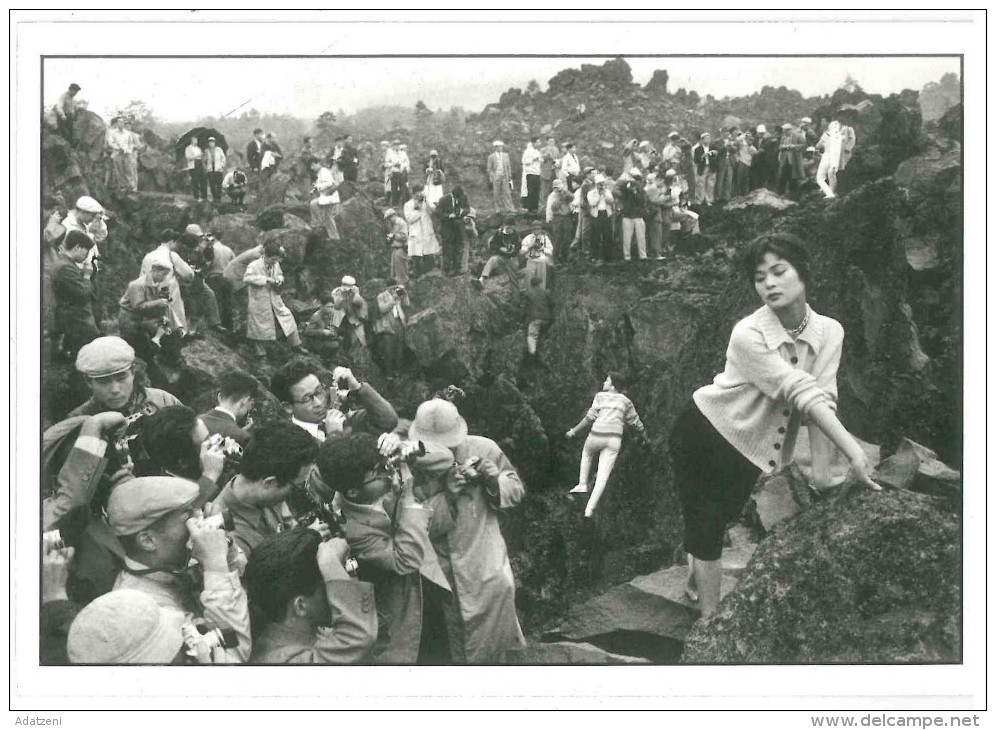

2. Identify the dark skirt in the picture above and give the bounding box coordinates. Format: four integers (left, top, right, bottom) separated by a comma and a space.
669, 403, 761, 561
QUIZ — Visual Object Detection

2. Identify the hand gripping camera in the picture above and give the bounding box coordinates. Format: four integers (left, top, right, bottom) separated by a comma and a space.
205, 433, 244, 470
181, 621, 240, 661
285, 470, 358, 577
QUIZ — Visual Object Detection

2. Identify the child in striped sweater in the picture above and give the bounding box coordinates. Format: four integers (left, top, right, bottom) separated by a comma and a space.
566, 371, 650, 517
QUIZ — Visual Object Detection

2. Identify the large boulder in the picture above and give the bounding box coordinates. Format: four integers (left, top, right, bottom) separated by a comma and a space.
208, 213, 258, 253
249, 172, 293, 213
682, 490, 961, 663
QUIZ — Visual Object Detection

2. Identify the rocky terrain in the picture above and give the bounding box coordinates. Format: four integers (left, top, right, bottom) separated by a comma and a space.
40, 59, 963, 663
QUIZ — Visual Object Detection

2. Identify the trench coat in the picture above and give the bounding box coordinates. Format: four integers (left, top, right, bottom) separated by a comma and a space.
403, 198, 441, 257
425, 435, 526, 663
243, 257, 297, 341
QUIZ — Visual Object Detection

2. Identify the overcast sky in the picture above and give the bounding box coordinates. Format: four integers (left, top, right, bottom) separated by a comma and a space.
43, 56, 959, 123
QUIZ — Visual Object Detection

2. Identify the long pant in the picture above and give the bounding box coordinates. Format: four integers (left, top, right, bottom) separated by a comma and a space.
777, 159, 798, 197
693, 169, 716, 204
374, 331, 404, 375
522, 174, 541, 212
492, 177, 515, 213
732, 161, 751, 197
310, 199, 341, 240
551, 215, 574, 263
111, 153, 130, 191
383, 169, 392, 195
590, 212, 612, 261
539, 176, 553, 207
644, 211, 662, 257
57, 114, 75, 145
390, 172, 409, 207
621, 217, 647, 260
205, 274, 233, 330
526, 319, 551, 355
189, 165, 207, 200
226, 185, 246, 205
673, 208, 701, 234
578, 433, 622, 516
816, 155, 838, 197
440, 219, 464, 275
126, 153, 139, 191
391, 247, 410, 287
715, 160, 734, 201
181, 281, 220, 329
207, 171, 224, 201
523, 258, 552, 290
342, 165, 357, 183
460, 235, 471, 274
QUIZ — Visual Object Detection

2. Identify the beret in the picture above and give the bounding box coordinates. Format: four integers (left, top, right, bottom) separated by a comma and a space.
107, 476, 200, 536
75, 336, 134, 378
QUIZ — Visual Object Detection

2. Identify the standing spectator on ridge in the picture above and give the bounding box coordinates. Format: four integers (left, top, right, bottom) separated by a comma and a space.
692, 133, 718, 206
618, 169, 648, 262
715, 129, 738, 203
570, 166, 596, 257
777, 122, 806, 198
838, 113, 857, 171
246, 128, 265, 180
642, 172, 665, 261
204, 138, 227, 203
260, 133, 282, 183
54, 83, 81, 145
106, 117, 135, 193
799, 117, 817, 146
51, 230, 100, 361
487, 141, 515, 213
381, 141, 395, 201
396, 144, 412, 203
559, 142, 581, 191
243, 242, 307, 357
184, 137, 206, 201
734, 131, 757, 197
199, 370, 260, 447
436, 186, 468, 277
384, 208, 410, 287
124, 118, 143, 192
753, 125, 779, 190
202, 230, 236, 330
661, 132, 683, 172
404, 184, 441, 277
545, 179, 574, 264
520, 138, 543, 214
815, 120, 843, 199
340, 134, 359, 183
424, 150, 446, 206
539, 137, 560, 205
308, 157, 341, 241
586, 174, 615, 263
621, 139, 638, 176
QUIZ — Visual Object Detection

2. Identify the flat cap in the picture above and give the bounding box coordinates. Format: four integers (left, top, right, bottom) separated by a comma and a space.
665, 168, 677, 177
594, 174, 607, 184
629, 167, 643, 178
341, 275, 357, 287
75, 336, 134, 378
107, 476, 200, 536
668, 131, 680, 139
493, 140, 504, 146
781, 123, 793, 130
67, 589, 186, 664
184, 224, 204, 237
800, 117, 812, 124
75, 196, 103, 214
429, 149, 439, 156
756, 124, 767, 134
638, 140, 651, 148
383, 208, 396, 219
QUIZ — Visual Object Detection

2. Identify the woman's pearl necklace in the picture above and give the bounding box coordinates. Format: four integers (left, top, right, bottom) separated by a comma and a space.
785, 307, 810, 339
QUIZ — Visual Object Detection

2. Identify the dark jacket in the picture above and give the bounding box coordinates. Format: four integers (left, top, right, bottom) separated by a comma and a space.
617, 180, 648, 218
342, 383, 399, 436
199, 407, 253, 447
51, 252, 97, 334
246, 138, 264, 171
523, 286, 554, 323
692, 144, 719, 175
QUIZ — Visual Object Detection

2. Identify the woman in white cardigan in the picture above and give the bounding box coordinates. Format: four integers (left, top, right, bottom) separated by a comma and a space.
669, 232, 880, 618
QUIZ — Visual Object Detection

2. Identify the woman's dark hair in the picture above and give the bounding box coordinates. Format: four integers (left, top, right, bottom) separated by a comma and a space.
240, 421, 318, 485
133, 405, 202, 480
245, 527, 323, 624
740, 232, 811, 284
316, 432, 381, 496
606, 370, 629, 393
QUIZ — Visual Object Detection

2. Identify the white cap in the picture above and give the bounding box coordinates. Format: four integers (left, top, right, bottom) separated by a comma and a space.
429, 150, 438, 156
668, 131, 680, 139
75, 196, 103, 214
756, 124, 767, 135
341, 275, 357, 287
665, 168, 677, 177
493, 140, 504, 146
629, 167, 642, 178
801, 117, 812, 124
781, 123, 793, 130
595, 174, 606, 183
638, 140, 650, 148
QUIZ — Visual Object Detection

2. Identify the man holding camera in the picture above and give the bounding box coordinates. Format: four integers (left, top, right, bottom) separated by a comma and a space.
51, 229, 101, 362
68, 336, 181, 420
200, 370, 259, 447
371, 282, 410, 379
403, 184, 441, 278
244, 241, 307, 357
316, 432, 453, 663
140, 229, 193, 335
210, 422, 319, 558
329, 275, 369, 352
585, 174, 615, 262
308, 156, 342, 241
487, 141, 515, 213
108, 476, 252, 662
383, 208, 410, 287
177, 228, 225, 337
245, 528, 377, 663
408, 399, 526, 663
271, 360, 399, 443
618, 168, 649, 261
435, 186, 469, 277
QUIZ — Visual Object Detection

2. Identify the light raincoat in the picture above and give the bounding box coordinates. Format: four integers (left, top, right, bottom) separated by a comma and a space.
243, 257, 297, 341
403, 198, 441, 257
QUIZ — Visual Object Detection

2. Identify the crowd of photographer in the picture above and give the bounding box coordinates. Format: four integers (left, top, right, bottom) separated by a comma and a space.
42, 324, 527, 664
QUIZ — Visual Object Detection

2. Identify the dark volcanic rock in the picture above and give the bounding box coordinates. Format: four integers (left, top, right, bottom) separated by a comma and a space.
682, 490, 961, 664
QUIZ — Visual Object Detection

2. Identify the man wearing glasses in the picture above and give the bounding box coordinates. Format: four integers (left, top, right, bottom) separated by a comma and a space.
270, 359, 398, 443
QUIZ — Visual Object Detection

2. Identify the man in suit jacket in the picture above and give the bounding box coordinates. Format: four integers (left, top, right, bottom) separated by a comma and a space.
50, 229, 100, 360
199, 369, 260, 447
246, 128, 265, 172
487, 141, 515, 213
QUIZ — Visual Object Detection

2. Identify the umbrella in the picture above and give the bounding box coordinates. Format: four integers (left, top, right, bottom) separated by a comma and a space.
174, 127, 228, 161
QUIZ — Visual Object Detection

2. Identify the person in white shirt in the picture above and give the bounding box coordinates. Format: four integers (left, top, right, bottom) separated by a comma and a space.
585, 174, 614, 261
308, 157, 341, 240
124, 119, 143, 192
815, 120, 844, 199
222, 169, 248, 206
559, 143, 581, 190
184, 137, 206, 201
106, 117, 135, 193
204, 138, 227, 202
54, 83, 81, 144
520, 137, 543, 213
487, 141, 515, 213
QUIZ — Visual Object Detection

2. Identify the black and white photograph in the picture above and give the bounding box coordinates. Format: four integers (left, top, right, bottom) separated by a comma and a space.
10, 10, 986, 719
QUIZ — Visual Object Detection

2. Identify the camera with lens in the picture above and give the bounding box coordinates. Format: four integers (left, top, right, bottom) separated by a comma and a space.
190, 507, 235, 533
285, 479, 359, 577
181, 621, 240, 660
43, 529, 65, 552
381, 439, 425, 469
206, 433, 243, 460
